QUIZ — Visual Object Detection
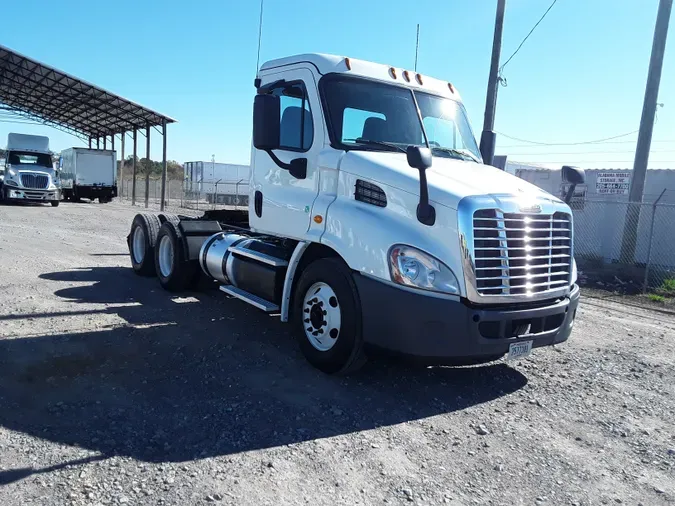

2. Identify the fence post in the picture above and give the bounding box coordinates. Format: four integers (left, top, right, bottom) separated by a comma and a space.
235, 178, 244, 211
144, 175, 150, 208
642, 188, 667, 293
180, 180, 184, 209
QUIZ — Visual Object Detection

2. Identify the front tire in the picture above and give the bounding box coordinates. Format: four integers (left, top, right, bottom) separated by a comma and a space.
154, 221, 198, 292
293, 258, 367, 375
128, 213, 161, 276
50, 200, 60, 207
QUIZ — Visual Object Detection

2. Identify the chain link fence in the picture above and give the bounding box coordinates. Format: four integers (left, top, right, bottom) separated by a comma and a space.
117, 176, 674, 300
118, 177, 249, 212
573, 196, 675, 296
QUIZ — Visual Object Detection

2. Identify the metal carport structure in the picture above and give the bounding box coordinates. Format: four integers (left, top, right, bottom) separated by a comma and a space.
0, 44, 176, 210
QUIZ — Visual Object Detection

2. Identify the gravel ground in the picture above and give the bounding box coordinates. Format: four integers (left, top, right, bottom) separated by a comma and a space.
0, 200, 673, 506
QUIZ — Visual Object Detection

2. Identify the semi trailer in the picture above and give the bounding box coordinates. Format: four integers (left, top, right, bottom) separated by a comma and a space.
1, 133, 61, 206
59, 148, 117, 203
127, 54, 584, 374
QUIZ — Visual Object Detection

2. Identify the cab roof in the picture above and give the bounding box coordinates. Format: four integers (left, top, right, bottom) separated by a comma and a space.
260, 53, 462, 101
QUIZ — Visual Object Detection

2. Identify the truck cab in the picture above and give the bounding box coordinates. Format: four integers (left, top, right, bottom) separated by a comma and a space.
1, 133, 61, 206
128, 54, 582, 374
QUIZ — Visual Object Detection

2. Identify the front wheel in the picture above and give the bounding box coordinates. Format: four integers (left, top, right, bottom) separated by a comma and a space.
293, 258, 367, 375
50, 200, 60, 207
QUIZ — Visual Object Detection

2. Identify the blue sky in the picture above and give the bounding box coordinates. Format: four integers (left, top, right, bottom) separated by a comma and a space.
1, 0, 673, 169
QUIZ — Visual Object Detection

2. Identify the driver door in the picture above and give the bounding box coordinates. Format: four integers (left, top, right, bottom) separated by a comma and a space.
250, 67, 324, 239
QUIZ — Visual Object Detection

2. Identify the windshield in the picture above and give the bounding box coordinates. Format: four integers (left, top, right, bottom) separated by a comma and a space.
321, 76, 481, 163
7, 151, 53, 168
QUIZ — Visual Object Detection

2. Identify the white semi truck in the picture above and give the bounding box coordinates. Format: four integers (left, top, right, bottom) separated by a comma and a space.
59, 148, 117, 203
1, 133, 61, 206
127, 54, 584, 374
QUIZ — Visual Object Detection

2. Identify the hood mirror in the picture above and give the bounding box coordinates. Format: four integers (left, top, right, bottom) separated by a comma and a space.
561, 165, 586, 205
406, 146, 435, 226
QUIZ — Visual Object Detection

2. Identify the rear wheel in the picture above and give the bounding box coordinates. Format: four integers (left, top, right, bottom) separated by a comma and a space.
154, 221, 198, 291
293, 258, 367, 375
128, 213, 161, 276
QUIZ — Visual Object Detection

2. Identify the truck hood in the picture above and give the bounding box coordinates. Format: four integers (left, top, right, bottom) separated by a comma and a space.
339, 151, 559, 209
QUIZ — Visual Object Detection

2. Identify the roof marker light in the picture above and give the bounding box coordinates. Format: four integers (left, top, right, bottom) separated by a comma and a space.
345, 57, 352, 70
403, 70, 411, 82
389, 67, 397, 79
415, 73, 424, 85
448, 82, 455, 93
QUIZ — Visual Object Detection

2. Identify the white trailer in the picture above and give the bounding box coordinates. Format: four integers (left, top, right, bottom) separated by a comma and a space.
59, 148, 117, 203
184, 161, 250, 205
128, 53, 583, 375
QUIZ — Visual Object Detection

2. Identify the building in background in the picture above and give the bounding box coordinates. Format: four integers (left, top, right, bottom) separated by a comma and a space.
183, 161, 250, 206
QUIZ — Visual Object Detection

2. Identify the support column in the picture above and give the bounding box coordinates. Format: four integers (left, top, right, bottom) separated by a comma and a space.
103, 136, 107, 150
119, 132, 125, 197
132, 130, 138, 206
97, 137, 100, 149
88, 137, 92, 149
161, 120, 167, 211
145, 126, 150, 209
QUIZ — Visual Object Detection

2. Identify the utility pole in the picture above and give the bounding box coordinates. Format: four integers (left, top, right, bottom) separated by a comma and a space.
620, 0, 672, 264
479, 0, 506, 167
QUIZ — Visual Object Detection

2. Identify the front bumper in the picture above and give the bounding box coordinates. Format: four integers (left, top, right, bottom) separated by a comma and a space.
5, 187, 61, 201
355, 274, 580, 363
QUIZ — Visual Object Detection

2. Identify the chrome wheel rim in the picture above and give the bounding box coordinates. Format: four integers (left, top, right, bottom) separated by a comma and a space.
158, 234, 174, 278
132, 226, 146, 264
302, 282, 341, 352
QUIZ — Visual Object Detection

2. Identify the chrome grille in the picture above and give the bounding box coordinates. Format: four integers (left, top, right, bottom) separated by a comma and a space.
473, 209, 572, 296
21, 173, 49, 189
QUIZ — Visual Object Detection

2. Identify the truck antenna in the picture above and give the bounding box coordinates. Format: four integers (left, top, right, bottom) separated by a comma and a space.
256, 0, 265, 77
414, 24, 420, 72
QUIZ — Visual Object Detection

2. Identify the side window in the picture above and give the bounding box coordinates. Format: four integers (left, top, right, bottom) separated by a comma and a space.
273, 83, 313, 151
342, 108, 386, 143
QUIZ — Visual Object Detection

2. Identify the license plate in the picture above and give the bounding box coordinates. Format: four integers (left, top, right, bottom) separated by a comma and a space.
507, 340, 533, 361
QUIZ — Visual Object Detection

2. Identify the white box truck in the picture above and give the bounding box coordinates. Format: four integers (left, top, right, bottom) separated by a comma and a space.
59, 148, 117, 203
127, 54, 584, 374
1, 133, 61, 206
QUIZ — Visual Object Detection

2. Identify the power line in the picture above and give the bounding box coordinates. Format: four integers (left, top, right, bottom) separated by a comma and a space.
508, 149, 675, 156
500, 139, 675, 148
498, 0, 559, 85
496, 129, 641, 146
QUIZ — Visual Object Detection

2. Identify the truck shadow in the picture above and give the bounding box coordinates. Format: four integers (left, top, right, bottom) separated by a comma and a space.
0, 266, 527, 465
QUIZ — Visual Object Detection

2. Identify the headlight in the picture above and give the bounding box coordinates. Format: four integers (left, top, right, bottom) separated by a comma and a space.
389, 245, 460, 295
571, 258, 578, 286
7, 168, 17, 177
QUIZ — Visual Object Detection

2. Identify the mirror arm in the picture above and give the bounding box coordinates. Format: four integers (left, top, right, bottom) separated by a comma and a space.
416, 169, 436, 226
265, 149, 292, 170
265, 150, 307, 179
564, 183, 577, 204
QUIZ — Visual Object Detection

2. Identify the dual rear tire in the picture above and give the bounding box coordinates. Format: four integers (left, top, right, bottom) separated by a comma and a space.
128, 213, 198, 291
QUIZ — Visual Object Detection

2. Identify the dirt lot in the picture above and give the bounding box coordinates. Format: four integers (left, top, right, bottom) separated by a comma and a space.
0, 201, 673, 506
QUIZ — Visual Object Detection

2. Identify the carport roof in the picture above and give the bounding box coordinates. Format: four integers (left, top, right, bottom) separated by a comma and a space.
0, 44, 176, 140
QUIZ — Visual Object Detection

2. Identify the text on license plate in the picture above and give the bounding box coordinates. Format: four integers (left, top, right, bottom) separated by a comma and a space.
507, 340, 533, 361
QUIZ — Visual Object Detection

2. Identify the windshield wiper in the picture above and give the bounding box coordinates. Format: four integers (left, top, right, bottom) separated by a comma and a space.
431, 147, 480, 163
344, 138, 407, 153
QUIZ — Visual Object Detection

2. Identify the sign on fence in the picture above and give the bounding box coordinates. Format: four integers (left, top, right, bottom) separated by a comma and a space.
596, 172, 631, 195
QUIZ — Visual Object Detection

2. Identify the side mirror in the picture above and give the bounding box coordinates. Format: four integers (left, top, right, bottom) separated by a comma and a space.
561, 165, 585, 205
253, 94, 280, 150
562, 165, 585, 185
406, 146, 432, 170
